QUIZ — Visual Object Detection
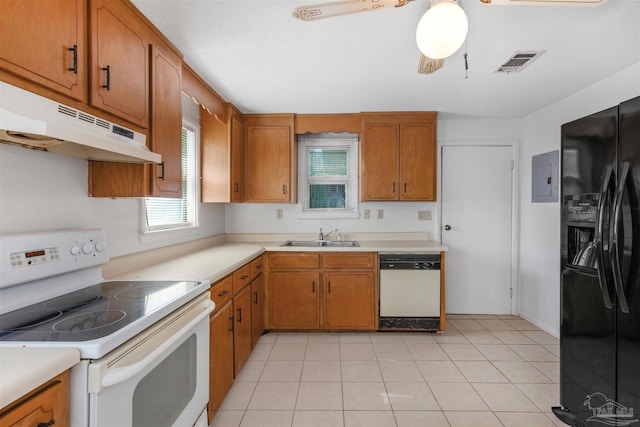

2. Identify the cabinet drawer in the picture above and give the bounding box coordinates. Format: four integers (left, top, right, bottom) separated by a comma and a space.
0, 370, 69, 427
211, 275, 233, 312
323, 253, 375, 269
233, 263, 251, 294
250, 255, 265, 280
268, 253, 320, 269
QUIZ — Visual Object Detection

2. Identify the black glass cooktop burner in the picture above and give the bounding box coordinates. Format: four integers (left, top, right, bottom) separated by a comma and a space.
0, 280, 201, 342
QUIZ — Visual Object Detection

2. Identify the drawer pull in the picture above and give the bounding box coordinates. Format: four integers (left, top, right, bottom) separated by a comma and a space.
38, 421, 55, 427
237, 307, 243, 323
217, 290, 229, 297
241, 274, 249, 280
328, 281, 331, 293
254, 291, 258, 304
229, 316, 234, 332
312, 281, 315, 293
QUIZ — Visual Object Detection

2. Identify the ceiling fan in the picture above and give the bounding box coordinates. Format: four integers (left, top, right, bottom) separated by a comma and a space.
292, 0, 606, 74
292, 0, 468, 75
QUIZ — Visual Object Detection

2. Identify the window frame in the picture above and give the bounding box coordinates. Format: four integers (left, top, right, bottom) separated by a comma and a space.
297, 134, 359, 219
141, 119, 200, 236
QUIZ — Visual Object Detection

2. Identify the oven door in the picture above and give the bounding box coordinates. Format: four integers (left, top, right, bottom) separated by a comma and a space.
87, 293, 213, 427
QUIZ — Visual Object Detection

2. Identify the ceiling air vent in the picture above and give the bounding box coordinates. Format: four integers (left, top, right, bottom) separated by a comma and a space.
495, 51, 544, 74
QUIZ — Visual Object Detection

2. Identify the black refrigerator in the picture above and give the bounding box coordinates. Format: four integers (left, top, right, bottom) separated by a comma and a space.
553, 96, 640, 427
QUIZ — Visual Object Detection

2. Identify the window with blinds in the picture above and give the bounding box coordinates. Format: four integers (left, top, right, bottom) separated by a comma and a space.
144, 124, 197, 231
298, 134, 358, 218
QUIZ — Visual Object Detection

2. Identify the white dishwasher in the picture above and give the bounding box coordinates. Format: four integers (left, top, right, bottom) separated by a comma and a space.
378, 253, 442, 331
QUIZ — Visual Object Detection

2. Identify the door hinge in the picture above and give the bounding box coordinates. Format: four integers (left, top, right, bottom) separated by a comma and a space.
511, 160, 515, 170
510, 287, 513, 298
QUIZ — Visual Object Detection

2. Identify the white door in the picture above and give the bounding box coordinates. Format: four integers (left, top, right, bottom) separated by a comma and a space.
441, 145, 513, 314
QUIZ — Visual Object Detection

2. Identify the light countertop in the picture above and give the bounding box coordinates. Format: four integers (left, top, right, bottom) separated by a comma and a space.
0, 347, 80, 410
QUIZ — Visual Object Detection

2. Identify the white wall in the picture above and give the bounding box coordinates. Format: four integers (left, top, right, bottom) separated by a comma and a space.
518, 62, 640, 336
0, 95, 226, 257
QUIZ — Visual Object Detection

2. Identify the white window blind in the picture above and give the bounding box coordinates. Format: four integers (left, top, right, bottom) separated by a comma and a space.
144, 124, 197, 231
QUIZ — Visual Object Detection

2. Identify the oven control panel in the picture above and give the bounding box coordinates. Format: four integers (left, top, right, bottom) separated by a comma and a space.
0, 229, 109, 289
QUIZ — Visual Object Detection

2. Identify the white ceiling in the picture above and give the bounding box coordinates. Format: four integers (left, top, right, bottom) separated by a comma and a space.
132, 0, 640, 119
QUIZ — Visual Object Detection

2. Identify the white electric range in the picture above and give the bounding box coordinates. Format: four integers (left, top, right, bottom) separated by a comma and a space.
0, 229, 213, 427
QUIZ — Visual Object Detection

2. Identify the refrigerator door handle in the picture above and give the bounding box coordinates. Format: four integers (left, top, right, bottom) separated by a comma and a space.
610, 161, 631, 313
595, 166, 615, 309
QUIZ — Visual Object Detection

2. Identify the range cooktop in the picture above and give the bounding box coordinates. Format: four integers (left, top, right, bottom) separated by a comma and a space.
0, 280, 202, 342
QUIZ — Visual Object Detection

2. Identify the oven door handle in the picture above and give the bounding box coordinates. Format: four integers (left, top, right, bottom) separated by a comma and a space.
98, 299, 214, 390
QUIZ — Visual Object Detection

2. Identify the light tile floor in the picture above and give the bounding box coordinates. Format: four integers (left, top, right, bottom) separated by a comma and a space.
209, 315, 564, 427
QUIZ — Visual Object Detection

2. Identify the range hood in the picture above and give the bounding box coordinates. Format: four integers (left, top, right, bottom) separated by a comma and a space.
0, 82, 161, 163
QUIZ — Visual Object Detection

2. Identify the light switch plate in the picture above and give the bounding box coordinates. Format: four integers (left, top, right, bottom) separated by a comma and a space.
377, 209, 384, 219
363, 209, 370, 219
418, 210, 432, 221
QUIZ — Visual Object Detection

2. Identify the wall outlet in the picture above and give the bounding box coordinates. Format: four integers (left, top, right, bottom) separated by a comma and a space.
276, 208, 283, 219
418, 210, 432, 221
363, 209, 370, 219
377, 209, 384, 220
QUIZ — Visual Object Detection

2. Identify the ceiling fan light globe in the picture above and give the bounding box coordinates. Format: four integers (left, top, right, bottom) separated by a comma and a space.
416, 0, 468, 59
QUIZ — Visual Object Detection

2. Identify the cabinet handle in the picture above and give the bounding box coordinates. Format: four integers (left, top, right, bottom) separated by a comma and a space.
237, 307, 243, 323
101, 65, 111, 90
241, 274, 249, 280
68, 45, 78, 74
328, 281, 331, 293
254, 291, 258, 304
404, 182, 407, 193
158, 162, 165, 180
218, 290, 229, 297
392, 182, 396, 193
229, 316, 234, 332
312, 281, 315, 292
234, 182, 239, 193
38, 421, 55, 427
283, 184, 288, 194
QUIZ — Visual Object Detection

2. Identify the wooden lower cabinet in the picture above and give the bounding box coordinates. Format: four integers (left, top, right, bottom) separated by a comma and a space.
0, 370, 70, 427
269, 272, 321, 329
233, 285, 252, 377
324, 271, 376, 329
267, 252, 377, 331
208, 301, 234, 423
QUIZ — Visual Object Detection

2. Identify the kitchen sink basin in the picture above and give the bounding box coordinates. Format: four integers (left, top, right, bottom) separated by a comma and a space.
281, 240, 360, 247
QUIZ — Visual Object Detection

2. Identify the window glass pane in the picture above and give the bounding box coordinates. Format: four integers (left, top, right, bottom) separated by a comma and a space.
309, 148, 347, 177
309, 184, 346, 208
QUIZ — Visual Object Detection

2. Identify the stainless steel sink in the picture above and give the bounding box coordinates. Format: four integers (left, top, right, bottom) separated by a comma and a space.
281, 240, 359, 247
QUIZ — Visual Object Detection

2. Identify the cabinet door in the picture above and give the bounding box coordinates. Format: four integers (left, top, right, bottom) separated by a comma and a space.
208, 302, 234, 423
251, 274, 265, 348
149, 45, 182, 197
0, 0, 86, 101
361, 123, 399, 200
230, 109, 244, 202
269, 272, 320, 329
90, 0, 149, 127
399, 124, 436, 201
233, 285, 252, 376
324, 272, 376, 330
245, 126, 292, 202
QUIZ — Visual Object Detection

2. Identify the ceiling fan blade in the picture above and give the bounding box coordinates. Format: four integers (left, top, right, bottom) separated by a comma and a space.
293, 0, 412, 21
418, 54, 445, 74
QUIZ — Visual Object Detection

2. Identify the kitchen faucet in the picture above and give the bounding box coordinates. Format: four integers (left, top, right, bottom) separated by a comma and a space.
319, 228, 338, 241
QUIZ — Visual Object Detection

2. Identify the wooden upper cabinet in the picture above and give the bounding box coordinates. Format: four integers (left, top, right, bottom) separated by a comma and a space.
201, 104, 244, 203
0, 0, 86, 101
360, 112, 437, 201
149, 44, 182, 197
244, 114, 296, 203
90, 0, 149, 128
360, 122, 399, 200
